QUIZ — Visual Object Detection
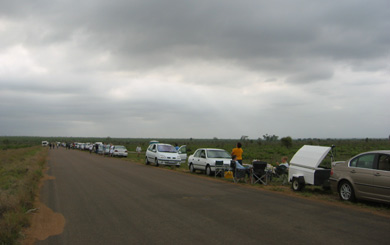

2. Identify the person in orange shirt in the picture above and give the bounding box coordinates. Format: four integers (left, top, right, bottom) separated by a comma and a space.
231, 142, 243, 164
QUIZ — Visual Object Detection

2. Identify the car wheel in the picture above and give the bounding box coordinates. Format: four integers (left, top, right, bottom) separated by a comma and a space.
338, 181, 355, 202
205, 165, 212, 176
145, 157, 150, 165
292, 178, 304, 191
189, 163, 195, 173
155, 158, 159, 167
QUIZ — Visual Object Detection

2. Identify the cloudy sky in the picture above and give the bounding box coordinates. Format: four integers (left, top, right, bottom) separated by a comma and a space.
0, 0, 389, 139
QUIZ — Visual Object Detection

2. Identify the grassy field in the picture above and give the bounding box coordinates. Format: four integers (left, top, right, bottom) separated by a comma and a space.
0, 146, 47, 245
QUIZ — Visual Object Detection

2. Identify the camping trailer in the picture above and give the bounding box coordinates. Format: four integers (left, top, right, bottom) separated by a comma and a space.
288, 145, 334, 191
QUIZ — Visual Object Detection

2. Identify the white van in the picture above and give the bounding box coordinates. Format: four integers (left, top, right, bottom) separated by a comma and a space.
145, 143, 182, 167
42, 141, 49, 146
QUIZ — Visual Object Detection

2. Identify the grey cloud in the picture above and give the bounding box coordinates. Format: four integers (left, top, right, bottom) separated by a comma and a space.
1, 0, 389, 138
3, 0, 388, 78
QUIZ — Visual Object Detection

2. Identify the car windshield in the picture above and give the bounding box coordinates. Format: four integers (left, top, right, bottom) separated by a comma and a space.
207, 150, 231, 159
157, 145, 177, 153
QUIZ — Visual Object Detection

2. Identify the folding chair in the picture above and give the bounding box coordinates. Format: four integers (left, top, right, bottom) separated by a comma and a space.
214, 161, 224, 177
231, 160, 247, 183
274, 165, 288, 185
251, 161, 268, 185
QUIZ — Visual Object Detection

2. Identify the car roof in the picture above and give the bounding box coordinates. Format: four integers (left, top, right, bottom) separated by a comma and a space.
354, 150, 390, 155
196, 148, 227, 151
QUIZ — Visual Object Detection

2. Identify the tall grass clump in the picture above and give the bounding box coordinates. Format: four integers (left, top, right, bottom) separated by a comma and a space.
0, 146, 47, 245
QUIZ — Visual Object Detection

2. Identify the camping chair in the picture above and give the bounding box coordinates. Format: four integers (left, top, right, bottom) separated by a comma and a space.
251, 161, 268, 185
274, 165, 288, 185
230, 160, 247, 183
214, 161, 224, 177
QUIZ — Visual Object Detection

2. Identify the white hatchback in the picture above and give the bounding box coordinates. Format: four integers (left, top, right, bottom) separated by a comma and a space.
145, 143, 182, 167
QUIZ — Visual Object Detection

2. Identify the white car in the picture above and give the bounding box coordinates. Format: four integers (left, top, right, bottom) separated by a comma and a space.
112, 145, 128, 157
145, 143, 182, 167
187, 148, 232, 176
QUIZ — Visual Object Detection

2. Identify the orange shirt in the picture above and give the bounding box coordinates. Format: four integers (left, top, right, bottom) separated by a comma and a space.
231, 148, 243, 160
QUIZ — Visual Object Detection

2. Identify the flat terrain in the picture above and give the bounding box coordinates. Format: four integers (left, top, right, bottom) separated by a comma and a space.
34, 148, 390, 244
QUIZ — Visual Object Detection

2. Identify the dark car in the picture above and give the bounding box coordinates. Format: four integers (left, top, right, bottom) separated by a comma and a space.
330, 150, 390, 203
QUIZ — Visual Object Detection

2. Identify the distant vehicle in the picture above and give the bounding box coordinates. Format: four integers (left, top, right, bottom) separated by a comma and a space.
112, 145, 128, 157
187, 148, 232, 176
330, 150, 390, 204
288, 145, 334, 191
42, 141, 49, 147
145, 143, 182, 167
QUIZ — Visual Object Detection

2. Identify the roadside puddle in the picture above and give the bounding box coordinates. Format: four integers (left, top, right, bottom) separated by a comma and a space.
22, 171, 66, 244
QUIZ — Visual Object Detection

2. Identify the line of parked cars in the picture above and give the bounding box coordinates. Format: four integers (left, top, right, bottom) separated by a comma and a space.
65, 142, 129, 157
54, 139, 390, 205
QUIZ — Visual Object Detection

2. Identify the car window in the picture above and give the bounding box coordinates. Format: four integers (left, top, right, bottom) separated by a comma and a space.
207, 150, 231, 159
194, 150, 201, 157
200, 150, 206, 158
157, 145, 176, 153
378, 154, 390, 171
350, 154, 375, 169
178, 145, 186, 154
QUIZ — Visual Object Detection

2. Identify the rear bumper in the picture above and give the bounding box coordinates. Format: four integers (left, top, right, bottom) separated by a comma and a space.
329, 178, 338, 192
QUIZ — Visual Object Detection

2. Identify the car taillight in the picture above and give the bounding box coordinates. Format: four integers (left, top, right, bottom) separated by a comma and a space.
125, 151, 128, 153
330, 168, 333, 176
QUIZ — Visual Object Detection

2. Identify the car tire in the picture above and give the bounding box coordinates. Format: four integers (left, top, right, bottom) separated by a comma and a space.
205, 165, 212, 176
155, 158, 159, 167
292, 178, 304, 191
145, 157, 150, 165
338, 181, 355, 202
189, 163, 195, 173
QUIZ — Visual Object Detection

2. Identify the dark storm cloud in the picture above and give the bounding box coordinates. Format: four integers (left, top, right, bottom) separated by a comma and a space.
2, 0, 389, 77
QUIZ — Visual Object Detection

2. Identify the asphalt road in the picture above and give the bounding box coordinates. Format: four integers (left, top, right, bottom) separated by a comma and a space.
37, 148, 390, 245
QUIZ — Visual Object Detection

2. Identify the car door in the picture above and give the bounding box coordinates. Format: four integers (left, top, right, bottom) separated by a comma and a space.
147, 144, 157, 163
372, 154, 390, 202
177, 145, 187, 163
193, 149, 206, 170
348, 153, 376, 198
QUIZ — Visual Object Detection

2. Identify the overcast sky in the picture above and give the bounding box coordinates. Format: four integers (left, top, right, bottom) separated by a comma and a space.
0, 0, 389, 139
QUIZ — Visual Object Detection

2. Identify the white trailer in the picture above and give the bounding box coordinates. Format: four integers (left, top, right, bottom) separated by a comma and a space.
288, 145, 334, 191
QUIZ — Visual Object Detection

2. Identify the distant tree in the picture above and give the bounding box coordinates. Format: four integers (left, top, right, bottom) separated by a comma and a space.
263, 134, 279, 141
240, 135, 249, 141
281, 136, 293, 148
213, 137, 218, 141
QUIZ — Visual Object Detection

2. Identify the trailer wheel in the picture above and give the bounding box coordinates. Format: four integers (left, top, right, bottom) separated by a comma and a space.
292, 177, 305, 191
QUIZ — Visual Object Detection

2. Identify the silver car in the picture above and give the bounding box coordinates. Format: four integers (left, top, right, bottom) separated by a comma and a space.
330, 150, 390, 203
112, 145, 128, 157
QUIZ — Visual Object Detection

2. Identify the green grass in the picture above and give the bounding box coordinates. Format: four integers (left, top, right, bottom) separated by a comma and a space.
0, 146, 47, 245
